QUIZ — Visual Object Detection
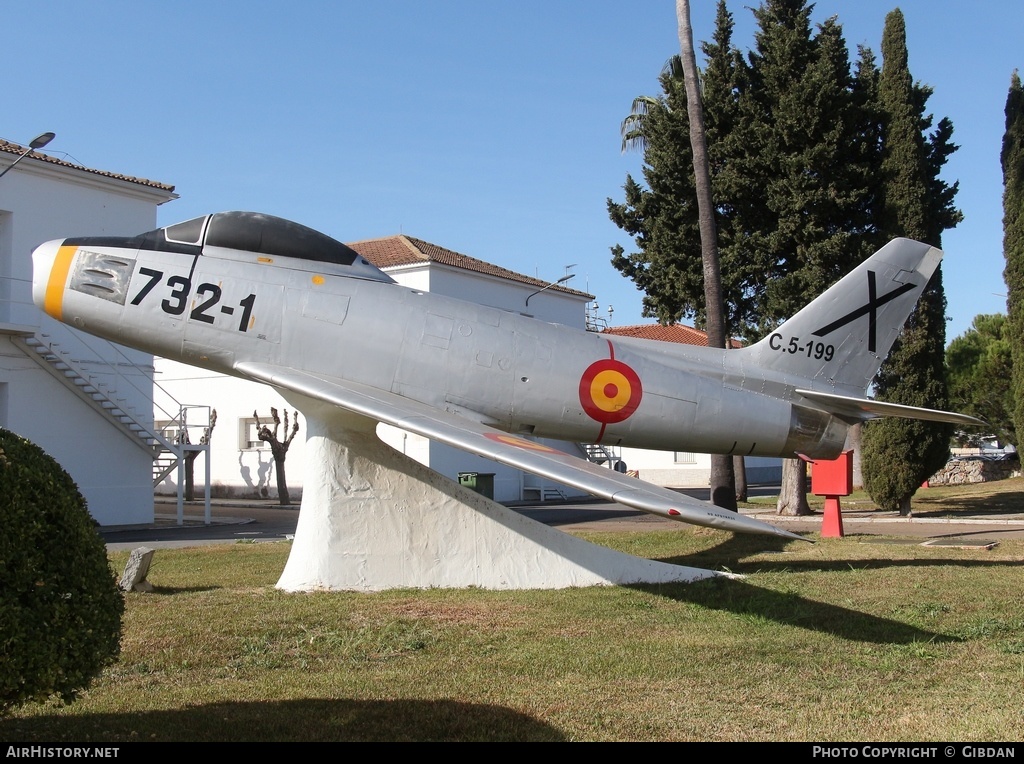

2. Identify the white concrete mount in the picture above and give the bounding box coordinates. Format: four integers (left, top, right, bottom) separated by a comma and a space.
275, 394, 726, 592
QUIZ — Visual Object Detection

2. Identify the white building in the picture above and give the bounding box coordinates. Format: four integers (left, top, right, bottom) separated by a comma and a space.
0, 138, 177, 525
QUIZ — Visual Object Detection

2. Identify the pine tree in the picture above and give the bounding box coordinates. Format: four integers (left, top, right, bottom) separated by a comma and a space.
736, 2, 862, 325
608, 0, 878, 513
860, 9, 960, 515
1003, 71, 1024, 440
734, 1, 876, 515
610, 0, 873, 341
946, 314, 1015, 447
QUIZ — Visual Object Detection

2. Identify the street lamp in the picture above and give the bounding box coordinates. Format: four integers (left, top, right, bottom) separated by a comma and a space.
525, 273, 574, 307
0, 131, 56, 180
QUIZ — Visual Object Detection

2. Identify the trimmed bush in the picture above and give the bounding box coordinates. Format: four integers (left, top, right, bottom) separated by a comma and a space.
0, 428, 123, 711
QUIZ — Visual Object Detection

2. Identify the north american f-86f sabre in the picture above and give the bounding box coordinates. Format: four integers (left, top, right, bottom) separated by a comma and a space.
31, 212, 981, 542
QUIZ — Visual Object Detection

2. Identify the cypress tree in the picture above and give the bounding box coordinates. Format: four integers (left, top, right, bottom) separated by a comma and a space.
861, 9, 960, 515
1003, 71, 1024, 439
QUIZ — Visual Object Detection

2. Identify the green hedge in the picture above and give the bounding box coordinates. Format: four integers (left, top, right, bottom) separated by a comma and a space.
0, 428, 123, 711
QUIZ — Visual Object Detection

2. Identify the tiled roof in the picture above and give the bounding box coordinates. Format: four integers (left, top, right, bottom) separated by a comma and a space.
604, 323, 742, 348
0, 140, 175, 193
347, 235, 592, 298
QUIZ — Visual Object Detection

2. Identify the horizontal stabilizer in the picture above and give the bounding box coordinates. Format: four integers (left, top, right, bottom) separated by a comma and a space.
796, 389, 987, 427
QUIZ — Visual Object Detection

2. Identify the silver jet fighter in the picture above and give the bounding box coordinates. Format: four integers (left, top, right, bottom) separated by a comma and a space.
31, 212, 981, 540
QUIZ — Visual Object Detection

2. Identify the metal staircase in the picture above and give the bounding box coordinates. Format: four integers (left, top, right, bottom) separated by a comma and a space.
520, 443, 625, 502
14, 332, 209, 490
582, 443, 617, 466
152, 449, 181, 484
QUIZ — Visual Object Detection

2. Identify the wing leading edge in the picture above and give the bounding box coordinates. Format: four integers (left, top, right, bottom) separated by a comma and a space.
235, 362, 805, 542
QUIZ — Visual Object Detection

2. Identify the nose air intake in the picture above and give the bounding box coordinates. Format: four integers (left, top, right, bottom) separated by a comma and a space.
31, 240, 72, 320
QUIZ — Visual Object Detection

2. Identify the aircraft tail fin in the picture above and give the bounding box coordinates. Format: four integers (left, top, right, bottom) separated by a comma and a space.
743, 238, 941, 395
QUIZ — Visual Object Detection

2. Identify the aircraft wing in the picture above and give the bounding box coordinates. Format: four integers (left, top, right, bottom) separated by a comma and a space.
796, 389, 987, 427
235, 361, 804, 542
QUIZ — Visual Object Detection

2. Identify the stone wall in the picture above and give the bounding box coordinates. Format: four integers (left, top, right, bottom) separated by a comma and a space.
928, 456, 1020, 486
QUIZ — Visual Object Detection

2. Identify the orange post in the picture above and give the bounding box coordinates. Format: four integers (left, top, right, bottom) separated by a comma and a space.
820, 496, 845, 537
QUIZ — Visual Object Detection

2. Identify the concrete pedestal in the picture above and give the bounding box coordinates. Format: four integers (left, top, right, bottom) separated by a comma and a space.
275, 398, 723, 591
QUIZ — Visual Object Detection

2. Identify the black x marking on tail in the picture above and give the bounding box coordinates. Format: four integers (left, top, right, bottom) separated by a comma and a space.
811, 270, 916, 352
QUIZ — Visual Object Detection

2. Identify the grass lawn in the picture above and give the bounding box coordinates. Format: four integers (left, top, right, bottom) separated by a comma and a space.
2, 480, 1024, 741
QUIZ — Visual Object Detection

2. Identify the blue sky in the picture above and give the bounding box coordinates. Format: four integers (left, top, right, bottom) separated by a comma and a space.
4, 1, 1019, 342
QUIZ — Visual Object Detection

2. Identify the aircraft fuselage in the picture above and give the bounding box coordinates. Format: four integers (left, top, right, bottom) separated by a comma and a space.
34, 234, 843, 460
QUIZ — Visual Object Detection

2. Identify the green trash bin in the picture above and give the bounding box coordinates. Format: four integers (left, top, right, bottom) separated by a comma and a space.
458, 472, 495, 499
476, 473, 494, 499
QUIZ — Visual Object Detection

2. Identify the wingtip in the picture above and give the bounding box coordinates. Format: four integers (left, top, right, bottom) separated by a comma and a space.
783, 528, 814, 543
756, 521, 811, 543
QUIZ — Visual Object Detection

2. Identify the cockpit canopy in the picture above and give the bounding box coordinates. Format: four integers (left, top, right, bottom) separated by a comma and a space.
68, 211, 394, 283
164, 211, 365, 266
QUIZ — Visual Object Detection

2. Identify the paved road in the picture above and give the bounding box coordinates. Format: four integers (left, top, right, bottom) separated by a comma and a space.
100, 489, 1024, 551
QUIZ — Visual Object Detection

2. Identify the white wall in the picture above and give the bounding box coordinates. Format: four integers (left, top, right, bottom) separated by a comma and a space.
619, 445, 782, 488
0, 154, 175, 524
150, 360, 561, 505
153, 361, 297, 499
1, 163, 167, 315
424, 265, 587, 329
0, 337, 155, 524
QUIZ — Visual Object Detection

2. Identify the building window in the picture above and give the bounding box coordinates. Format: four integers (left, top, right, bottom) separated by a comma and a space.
239, 417, 270, 451
156, 419, 183, 443
674, 452, 696, 464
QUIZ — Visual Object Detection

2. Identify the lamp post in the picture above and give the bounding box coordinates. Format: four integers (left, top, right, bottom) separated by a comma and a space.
0, 131, 55, 180
525, 273, 574, 307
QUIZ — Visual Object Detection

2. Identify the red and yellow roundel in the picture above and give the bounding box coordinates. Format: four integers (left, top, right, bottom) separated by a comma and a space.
579, 358, 642, 424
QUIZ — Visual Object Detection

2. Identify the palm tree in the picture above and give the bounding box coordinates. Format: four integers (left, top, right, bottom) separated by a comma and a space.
619, 56, 682, 154
676, 0, 736, 509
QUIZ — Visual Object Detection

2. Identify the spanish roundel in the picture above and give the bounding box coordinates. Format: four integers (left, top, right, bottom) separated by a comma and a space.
578, 358, 642, 424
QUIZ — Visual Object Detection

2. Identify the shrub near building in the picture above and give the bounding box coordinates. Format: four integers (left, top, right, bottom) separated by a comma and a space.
0, 429, 123, 711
